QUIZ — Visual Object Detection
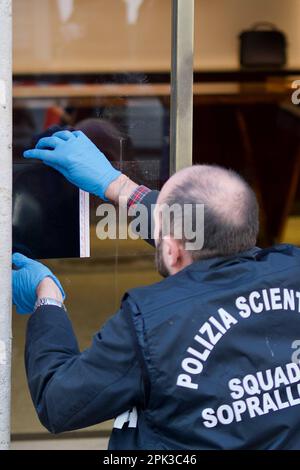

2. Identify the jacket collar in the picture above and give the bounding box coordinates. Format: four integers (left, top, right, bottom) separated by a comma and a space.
187, 246, 262, 273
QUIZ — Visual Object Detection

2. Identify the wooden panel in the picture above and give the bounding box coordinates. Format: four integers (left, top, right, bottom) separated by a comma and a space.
12, 81, 294, 99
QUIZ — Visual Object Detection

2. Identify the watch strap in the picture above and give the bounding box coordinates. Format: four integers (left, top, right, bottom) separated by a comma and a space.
34, 297, 66, 312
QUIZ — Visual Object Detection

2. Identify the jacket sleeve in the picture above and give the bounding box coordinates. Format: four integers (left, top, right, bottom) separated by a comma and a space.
25, 303, 144, 434
137, 190, 159, 247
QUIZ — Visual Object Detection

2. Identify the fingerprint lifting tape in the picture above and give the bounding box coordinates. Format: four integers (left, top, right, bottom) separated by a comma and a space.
13, 162, 90, 260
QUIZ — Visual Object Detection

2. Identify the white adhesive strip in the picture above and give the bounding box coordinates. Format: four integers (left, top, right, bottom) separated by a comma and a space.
79, 190, 90, 258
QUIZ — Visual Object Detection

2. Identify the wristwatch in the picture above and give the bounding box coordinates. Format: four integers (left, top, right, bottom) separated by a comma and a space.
34, 297, 66, 312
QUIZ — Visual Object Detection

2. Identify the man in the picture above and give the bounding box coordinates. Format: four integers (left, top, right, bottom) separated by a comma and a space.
13, 130, 300, 449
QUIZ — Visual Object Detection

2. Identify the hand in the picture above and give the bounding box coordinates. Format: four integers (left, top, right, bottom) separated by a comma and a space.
23, 130, 121, 200
105, 174, 139, 204
12, 253, 65, 315
36, 277, 64, 303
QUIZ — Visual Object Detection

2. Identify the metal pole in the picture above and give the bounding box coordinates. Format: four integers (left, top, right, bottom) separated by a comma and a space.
0, 0, 12, 451
170, 0, 194, 174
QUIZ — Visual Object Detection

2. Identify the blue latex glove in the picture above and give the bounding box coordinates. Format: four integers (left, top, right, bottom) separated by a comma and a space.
23, 130, 121, 200
12, 253, 65, 315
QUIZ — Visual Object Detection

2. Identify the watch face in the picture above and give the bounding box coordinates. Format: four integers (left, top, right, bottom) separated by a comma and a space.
37, 298, 55, 307
36, 298, 48, 307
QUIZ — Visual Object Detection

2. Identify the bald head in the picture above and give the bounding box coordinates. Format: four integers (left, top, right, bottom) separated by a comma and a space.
159, 165, 254, 226
157, 165, 259, 260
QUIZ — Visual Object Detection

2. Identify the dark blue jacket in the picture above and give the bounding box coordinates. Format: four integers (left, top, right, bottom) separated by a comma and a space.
26, 243, 300, 449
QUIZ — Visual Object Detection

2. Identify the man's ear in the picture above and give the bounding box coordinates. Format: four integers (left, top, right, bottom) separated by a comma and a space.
163, 236, 180, 268
163, 236, 192, 273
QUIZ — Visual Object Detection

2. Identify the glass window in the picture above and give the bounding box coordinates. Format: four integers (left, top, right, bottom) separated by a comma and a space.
11, 0, 300, 446
12, 0, 172, 438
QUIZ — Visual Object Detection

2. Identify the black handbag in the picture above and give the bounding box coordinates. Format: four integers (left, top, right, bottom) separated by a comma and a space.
239, 22, 287, 68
